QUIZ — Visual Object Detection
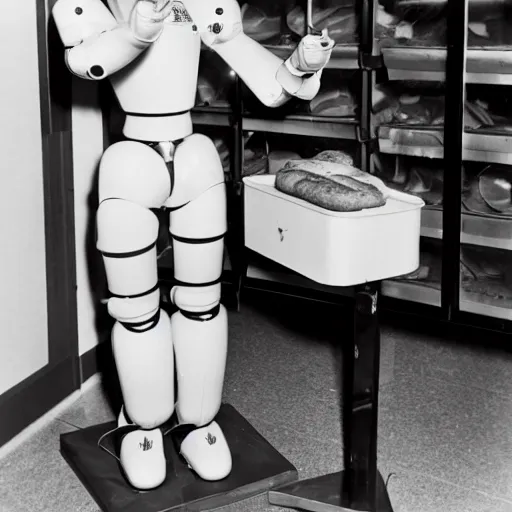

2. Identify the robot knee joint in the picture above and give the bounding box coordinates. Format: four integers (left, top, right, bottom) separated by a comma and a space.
170, 283, 222, 320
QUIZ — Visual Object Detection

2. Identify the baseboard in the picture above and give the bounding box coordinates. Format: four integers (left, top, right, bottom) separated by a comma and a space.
0, 357, 78, 449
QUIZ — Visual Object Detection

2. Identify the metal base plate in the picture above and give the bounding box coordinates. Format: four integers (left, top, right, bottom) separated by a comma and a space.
268, 470, 394, 512
60, 403, 298, 512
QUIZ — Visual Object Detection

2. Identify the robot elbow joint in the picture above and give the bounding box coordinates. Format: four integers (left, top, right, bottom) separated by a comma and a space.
65, 48, 107, 80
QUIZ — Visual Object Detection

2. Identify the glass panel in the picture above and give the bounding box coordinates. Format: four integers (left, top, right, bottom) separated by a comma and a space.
239, 0, 359, 47
196, 50, 236, 110
381, 239, 442, 306
377, 0, 448, 48
241, 69, 359, 119
242, 131, 359, 177
374, 77, 445, 304
468, 0, 512, 48
460, 0, 512, 319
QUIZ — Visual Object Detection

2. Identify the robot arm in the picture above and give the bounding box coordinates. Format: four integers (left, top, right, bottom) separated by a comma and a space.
183, 0, 334, 107
52, 0, 174, 80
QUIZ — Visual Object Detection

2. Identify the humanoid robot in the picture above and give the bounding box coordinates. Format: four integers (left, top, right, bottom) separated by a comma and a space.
53, 0, 333, 491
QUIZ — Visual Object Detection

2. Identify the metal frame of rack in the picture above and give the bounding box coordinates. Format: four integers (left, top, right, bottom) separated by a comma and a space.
182, 0, 512, 338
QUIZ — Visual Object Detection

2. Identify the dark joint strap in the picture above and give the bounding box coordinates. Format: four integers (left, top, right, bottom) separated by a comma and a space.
110, 282, 159, 300
173, 277, 222, 288
166, 161, 175, 195
171, 232, 226, 245
123, 110, 190, 118
100, 240, 156, 259
180, 304, 221, 321
166, 201, 189, 212
167, 421, 214, 449
121, 309, 161, 333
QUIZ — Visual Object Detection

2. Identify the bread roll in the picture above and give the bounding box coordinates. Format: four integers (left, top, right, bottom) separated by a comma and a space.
313, 150, 354, 166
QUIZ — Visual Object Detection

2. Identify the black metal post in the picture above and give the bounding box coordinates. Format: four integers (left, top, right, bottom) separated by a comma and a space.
345, 283, 381, 510
441, 0, 467, 317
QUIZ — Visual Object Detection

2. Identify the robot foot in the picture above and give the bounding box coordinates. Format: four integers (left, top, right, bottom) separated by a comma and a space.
178, 421, 232, 481
119, 427, 167, 490
98, 407, 168, 490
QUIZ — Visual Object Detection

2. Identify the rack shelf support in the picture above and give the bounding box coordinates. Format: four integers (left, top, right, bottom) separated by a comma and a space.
268, 282, 394, 512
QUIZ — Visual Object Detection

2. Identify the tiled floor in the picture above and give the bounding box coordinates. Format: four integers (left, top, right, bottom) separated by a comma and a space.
1, 295, 512, 511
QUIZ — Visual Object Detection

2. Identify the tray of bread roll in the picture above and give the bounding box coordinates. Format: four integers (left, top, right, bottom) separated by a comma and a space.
244, 151, 425, 287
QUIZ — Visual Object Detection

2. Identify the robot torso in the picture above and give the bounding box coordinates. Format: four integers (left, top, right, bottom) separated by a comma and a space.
108, 0, 201, 117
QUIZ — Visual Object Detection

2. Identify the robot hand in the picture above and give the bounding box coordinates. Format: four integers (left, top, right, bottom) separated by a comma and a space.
286, 28, 334, 76
130, 0, 175, 42
183, 0, 243, 47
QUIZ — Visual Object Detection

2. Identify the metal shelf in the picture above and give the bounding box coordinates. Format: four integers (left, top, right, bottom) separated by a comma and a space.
421, 208, 443, 239
381, 280, 441, 306
243, 115, 358, 139
264, 43, 359, 70
422, 208, 512, 251
378, 126, 512, 164
461, 213, 512, 251
460, 292, 512, 320
192, 106, 232, 127
381, 47, 512, 85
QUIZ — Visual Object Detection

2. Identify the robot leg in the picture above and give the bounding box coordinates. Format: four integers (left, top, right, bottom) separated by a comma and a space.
168, 134, 232, 481
97, 140, 173, 489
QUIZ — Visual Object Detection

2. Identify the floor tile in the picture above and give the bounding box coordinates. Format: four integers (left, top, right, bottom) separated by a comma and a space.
384, 324, 512, 397
377, 368, 512, 502
385, 463, 512, 512
0, 419, 97, 512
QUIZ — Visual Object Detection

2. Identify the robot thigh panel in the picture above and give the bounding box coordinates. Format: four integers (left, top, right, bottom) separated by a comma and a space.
167, 133, 232, 481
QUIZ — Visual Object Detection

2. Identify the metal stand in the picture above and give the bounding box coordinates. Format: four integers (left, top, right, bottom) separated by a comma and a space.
268, 283, 394, 511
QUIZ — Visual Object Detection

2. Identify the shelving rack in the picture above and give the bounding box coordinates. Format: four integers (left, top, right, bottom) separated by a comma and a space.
159, 0, 512, 337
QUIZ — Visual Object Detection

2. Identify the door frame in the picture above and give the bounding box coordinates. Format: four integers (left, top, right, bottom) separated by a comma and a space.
0, 0, 79, 448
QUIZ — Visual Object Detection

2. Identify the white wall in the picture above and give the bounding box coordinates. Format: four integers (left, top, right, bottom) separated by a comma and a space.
71, 80, 105, 356
0, 3, 49, 394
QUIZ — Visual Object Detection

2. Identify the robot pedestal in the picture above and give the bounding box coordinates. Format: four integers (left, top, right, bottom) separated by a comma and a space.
60, 404, 298, 512
268, 283, 394, 512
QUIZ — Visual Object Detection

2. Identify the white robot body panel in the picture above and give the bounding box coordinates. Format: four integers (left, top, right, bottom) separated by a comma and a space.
107, 0, 137, 22
97, 198, 160, 304
52, 0, 118, 47
112, 310, 175, 429
98, 140, 171, 207
119, 427, 167, 489
110, 19, 201, 114
212, 33, 286, 108
165, 133, 225, 208
180, 421, 232, 481
173, 236, 224, 285
122, 113, 194, 142
171, 305, 228, 426
170, 182, 226, 239
64, 28, 145, 80
171, 283, 222, 313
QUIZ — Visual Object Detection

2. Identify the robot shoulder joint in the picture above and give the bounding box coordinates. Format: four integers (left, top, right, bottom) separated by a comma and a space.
52, 0, 117, 47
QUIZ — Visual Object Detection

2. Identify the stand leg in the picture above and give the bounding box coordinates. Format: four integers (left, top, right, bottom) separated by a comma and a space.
268, 283, 394, 512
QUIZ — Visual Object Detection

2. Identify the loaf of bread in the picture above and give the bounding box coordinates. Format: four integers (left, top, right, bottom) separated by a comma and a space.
282, 159, 389, 198
275, 167, 386, 212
